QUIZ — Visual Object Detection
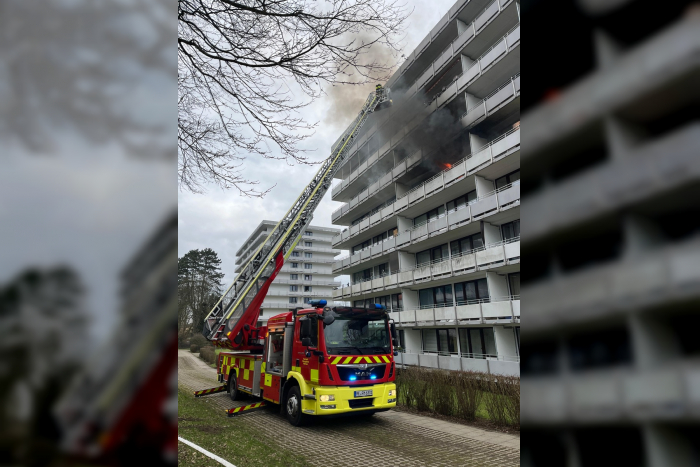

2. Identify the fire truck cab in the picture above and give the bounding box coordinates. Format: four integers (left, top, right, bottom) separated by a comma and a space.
217, 301, 398, 426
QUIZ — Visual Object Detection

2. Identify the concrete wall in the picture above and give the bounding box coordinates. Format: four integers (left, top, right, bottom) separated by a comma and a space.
494, 326, 518, 359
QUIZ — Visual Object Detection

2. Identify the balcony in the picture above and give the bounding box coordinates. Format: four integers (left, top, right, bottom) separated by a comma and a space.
461, 73, 520, 129
334, 239, 520, 296
331, 126, 520, 242
396, 351, 520, 376
388, 295, 519, 327
408, 0, 519, 99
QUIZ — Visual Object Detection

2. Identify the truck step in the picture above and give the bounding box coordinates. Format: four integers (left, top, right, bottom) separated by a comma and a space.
225, 401, 267, 417
193, 385, 227, 397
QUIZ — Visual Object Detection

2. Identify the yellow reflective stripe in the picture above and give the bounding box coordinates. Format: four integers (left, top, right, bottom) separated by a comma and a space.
331, 356, 342, 364
364, 357, 372, 363
310, 369, 319, 382
373, 356, 382, 363
354, 357, 363, 364
343, 357, 353, 364
382, 356, 390, 363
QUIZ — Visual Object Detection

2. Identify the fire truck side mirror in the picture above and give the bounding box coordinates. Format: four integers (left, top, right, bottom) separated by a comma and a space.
390, 321, 398, 347
323, 314, 335, 326
300, 318, 311, 339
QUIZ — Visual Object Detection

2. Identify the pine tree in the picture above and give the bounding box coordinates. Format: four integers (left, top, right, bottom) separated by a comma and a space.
177, 248, 225, 338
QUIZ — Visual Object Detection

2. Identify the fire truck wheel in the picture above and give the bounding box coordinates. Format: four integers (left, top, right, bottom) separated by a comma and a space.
285, 386, 308, 427
228, 373, 241, 401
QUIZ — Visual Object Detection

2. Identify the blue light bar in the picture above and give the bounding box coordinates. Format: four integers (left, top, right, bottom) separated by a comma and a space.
349, 375, 357, 381
373, 304, 385, 310
370, 375, 377, 380
309, 299, 327, 307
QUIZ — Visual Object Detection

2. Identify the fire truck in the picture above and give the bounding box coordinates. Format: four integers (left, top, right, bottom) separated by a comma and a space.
194, 85, 397, 425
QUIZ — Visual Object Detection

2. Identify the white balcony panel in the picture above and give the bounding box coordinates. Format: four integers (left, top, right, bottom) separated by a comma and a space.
456, 304, 481, 320
361, 281, 372, 293
462, 104, 485, 128
407, 149, 422, 169
417, 66, 434, 89
476, 245, 505, 267
413, 224, 429, 242
448, 207, 471, 227
471, 195, 498, 218
381, 204, 394, 220
367, 151, 378, 167
384, 236, 396, 251
521, 379, 567, 421
332, 289, 342, 299
350, 252, 361, 264
349, 197, 358, 209
359, 160, 368, 176
491, 129, 520, 159
437, 81, 457, 107
466, 146, 492, 172
341, 286, 351, 298
400, 309, 416, 324
431, 259, 452, 278
438, 356, 462, 371
624, 369, 683, 413
370, 211, 381, 226
458, 63, 480, 89
402, 352, 419, 365
418, 354, 439, 368
370, 243, 383, 258
445, 159, 467, 185
507, 24, 520, 48
342, 257, 351, 269
475, 0, 500, 32
360, 217, 370, 231
350, 224, 360, 236
416, 308, 434, 322
453, 27, 474, 51
394, 196, 408, 212
488, 360, 519, 377
428, 216, 448, 235
425, 174, 444, 195
505, 241, 520, 260
351, 283, 361, 295
384, 273, 398, 288
434, 306, 456, 321
571, 376, 621, 415
398, 270, 414, 285
409, 185, 425, 205
350, 169, 359, 183
361, 249, 371, 261
371, 278, 384, 291
380, 171, 393, 188
498, 183, 520, 207
393, 161, 406, 179
396, 230, 411, 248
452, 253, 476, 274
462, 358, 489, 373
482, 301, 512, 318
414, 265, 432, 282
511, 300, 520, 317
481, 39, 507, 70
486, 85, 515, 112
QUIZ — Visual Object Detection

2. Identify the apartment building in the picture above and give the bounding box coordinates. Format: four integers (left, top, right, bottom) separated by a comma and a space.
235, 221, 341, 321
330, 0, 521, 377
520, 0, 700, 465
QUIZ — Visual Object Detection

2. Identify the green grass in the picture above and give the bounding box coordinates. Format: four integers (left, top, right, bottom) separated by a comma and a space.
178, 386, 310, 467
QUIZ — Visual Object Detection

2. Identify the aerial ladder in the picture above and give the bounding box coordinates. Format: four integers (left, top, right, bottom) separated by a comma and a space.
202, 84, 392, 350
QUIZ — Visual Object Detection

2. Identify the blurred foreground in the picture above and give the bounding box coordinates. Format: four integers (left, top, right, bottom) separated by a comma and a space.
0, 0, 176, 465
521, 0, 700, 465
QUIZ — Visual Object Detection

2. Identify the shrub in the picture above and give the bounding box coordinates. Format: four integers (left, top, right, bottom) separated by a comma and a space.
199, 346, 217, 365
482, 374, 520, 428
453, 371, 483, 421
190, 343, 200, 353
190, 334, 210, 349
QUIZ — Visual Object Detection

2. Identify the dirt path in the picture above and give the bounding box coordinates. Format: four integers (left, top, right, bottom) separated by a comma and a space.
178, 350, 519, 467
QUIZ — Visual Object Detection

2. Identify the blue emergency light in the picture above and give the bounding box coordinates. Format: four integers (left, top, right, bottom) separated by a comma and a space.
373, 304, 385, 310
309, 299, 327, 308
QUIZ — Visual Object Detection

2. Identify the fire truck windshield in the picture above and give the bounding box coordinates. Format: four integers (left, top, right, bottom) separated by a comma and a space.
324, 315, 390, 355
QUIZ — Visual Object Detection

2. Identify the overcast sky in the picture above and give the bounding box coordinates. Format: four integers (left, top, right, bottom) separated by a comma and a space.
178, 0, 457, 288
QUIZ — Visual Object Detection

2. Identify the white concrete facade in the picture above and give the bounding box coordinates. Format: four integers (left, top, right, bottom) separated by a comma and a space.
329, 0, 520, 376
235, 221, 341, 322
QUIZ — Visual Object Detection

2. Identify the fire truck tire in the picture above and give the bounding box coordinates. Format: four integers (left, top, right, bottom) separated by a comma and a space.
228, 373, 241, 401
284, 386, 308, 427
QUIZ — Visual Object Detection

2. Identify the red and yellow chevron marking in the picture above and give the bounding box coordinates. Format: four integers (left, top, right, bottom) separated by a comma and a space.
329, 355, 392, 365
193, 385, 227, 397
225, 401, 266, 417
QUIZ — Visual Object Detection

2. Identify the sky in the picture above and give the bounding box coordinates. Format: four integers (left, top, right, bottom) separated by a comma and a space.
178, 0, 458, 289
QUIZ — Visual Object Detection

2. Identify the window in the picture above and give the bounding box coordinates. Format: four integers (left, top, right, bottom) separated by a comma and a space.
304, 274, 312, 281
501, 220, 520, 241
413, 205, 445, 227
377, 263, 389, 277
353, 268, 372, 283
418, 284, 454, 308
304, 241, 312, 247
289, 297, 298, 304
459, 327, 497, 358
290, 274, 298, 280
450, 232, 484, 256
495, 170, 520, 189
304, 297, 312, 304
267, 331, 285, 373
291, 251, 300, 257
374, 295, 390, 308
304, 286, 312, 292
454, 278, 489, 305
304, 231, 313, 236
422, 329, 458, 355
352, 239, 371, 254
291, 262, 299, 268
304, 252, 312, 258
304, 263, 313, 270
391, 293, 403, 311
508, 273, 520, 297
416, 244, 449, 266
398, 330, 405, 352
446, 190, 477, 212
289, 285, 298, 292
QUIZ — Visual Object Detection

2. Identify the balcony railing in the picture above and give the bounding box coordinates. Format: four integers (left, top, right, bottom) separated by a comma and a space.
395, 351, 519, 375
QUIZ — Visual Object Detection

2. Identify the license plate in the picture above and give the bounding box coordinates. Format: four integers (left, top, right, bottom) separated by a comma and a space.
354, 390, 373, 397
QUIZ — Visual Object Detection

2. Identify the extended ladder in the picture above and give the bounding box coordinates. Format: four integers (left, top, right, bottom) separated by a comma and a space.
202, 86, 391, 347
